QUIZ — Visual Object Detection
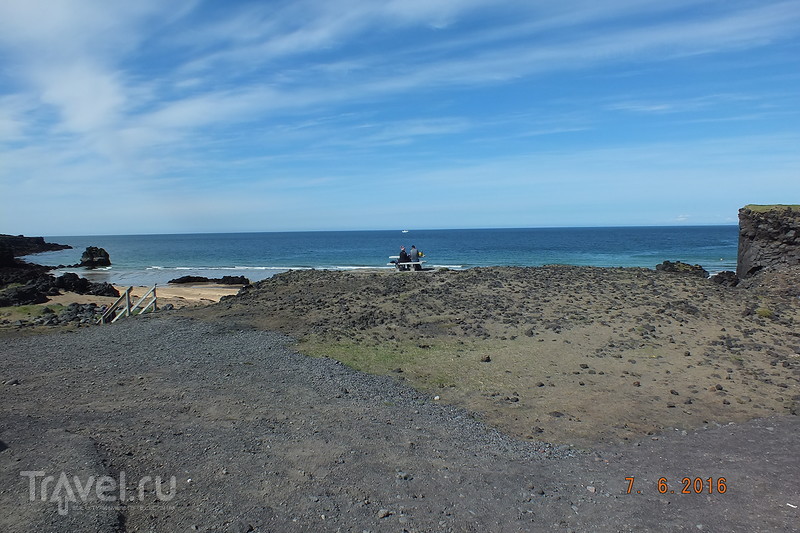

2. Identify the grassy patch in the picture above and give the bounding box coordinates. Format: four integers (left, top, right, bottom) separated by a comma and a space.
0, 303, 65, 321
299, 338, 421, 373
744, 204, 800, 213
296, 335, 570, 399
297, 335, 534, 393
298, 337, 463, 390
755, 307, 774, 319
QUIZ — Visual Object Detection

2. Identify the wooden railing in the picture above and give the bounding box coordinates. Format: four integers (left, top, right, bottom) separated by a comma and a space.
98, 286, 157, 324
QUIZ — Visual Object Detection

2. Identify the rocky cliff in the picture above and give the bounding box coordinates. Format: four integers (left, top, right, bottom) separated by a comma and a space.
0, 234, 71, 257
737, 205, 800, 278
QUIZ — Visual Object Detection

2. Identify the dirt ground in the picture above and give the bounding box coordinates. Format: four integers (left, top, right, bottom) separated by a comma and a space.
195, 266, 800, 447
1, 266, 798, 532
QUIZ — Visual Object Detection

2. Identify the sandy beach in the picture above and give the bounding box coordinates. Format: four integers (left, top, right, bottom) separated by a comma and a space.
0, 284, 242, 328
46, 284, 242, 308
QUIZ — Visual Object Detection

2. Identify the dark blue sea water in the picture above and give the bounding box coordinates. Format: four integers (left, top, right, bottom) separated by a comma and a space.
25, 226, 739, 286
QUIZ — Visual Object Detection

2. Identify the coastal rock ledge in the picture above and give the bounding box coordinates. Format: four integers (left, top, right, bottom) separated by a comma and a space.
737, 205, 800, 278
0, 234, 71, 261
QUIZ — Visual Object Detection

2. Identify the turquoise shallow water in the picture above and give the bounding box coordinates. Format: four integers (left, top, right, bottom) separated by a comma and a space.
26, 226, 738, 286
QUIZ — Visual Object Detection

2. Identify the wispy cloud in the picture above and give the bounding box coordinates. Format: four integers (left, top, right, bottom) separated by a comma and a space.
1, 0, 798, 234
606, 93, 761, 115
5, 1, 798, 146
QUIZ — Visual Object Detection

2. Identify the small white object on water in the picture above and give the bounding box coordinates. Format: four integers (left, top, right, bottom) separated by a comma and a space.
434, 395, 440, 401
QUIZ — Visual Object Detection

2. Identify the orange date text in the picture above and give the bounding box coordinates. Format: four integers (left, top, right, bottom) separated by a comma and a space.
625, 476, 727, 495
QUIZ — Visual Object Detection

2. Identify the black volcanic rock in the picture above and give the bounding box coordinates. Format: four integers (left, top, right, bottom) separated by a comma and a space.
78, 246, 111, 268
737, 205, 800, 278
0, 284, 49, 306
169, 275, 250, 285
0, 238, 117, 306
710, 270, 739, 287
0, 234, 71, 257
54, 273, 119, 297
219, 276, 250, 285
0, 262, 51, 286
0, 269, 119, 307
54, 272, 91, 293
0, 243, 14, 267
168, 276, 211, 284
655, 260, 709, 278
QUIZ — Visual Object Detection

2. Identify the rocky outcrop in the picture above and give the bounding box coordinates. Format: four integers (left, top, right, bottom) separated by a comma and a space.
0, 237, 117, 308
54, 272, 119, 297
3, 303, 107, 328
78, 246, 111, 268
0, 262, 52, 287
0, 234, 71, 256
0, 269, 119, 307
655, 260, 709, 278
710, 270, 739, 287
737, 205, 800, 278
0, 284, 50, 306
0, 243, 14, 267
168, 275, 250, 285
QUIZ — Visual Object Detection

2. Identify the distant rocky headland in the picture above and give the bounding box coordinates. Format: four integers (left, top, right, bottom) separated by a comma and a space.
0, 234, 71, 266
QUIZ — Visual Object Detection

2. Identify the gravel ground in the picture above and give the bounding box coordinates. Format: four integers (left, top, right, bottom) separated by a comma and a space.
1, 314, 798, 532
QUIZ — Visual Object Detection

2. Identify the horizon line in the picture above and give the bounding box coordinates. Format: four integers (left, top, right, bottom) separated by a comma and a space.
31, 223, 740, 239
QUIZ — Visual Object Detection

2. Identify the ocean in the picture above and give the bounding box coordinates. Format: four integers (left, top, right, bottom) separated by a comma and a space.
26, 226, 739, 286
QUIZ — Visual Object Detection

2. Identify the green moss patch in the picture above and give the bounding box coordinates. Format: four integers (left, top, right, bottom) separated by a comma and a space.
744, 204, 800, 213
0, 303, 65, 320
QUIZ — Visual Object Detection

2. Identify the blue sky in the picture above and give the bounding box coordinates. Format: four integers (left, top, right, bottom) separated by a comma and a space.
1, 0, 798, 235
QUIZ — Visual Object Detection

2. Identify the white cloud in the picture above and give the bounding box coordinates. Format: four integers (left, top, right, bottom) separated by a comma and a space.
1, 0, 798, 234
0, 0, 194, 133
5, 0, 796, 144
31, 62, 126, 133
405, 2, 800, 86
